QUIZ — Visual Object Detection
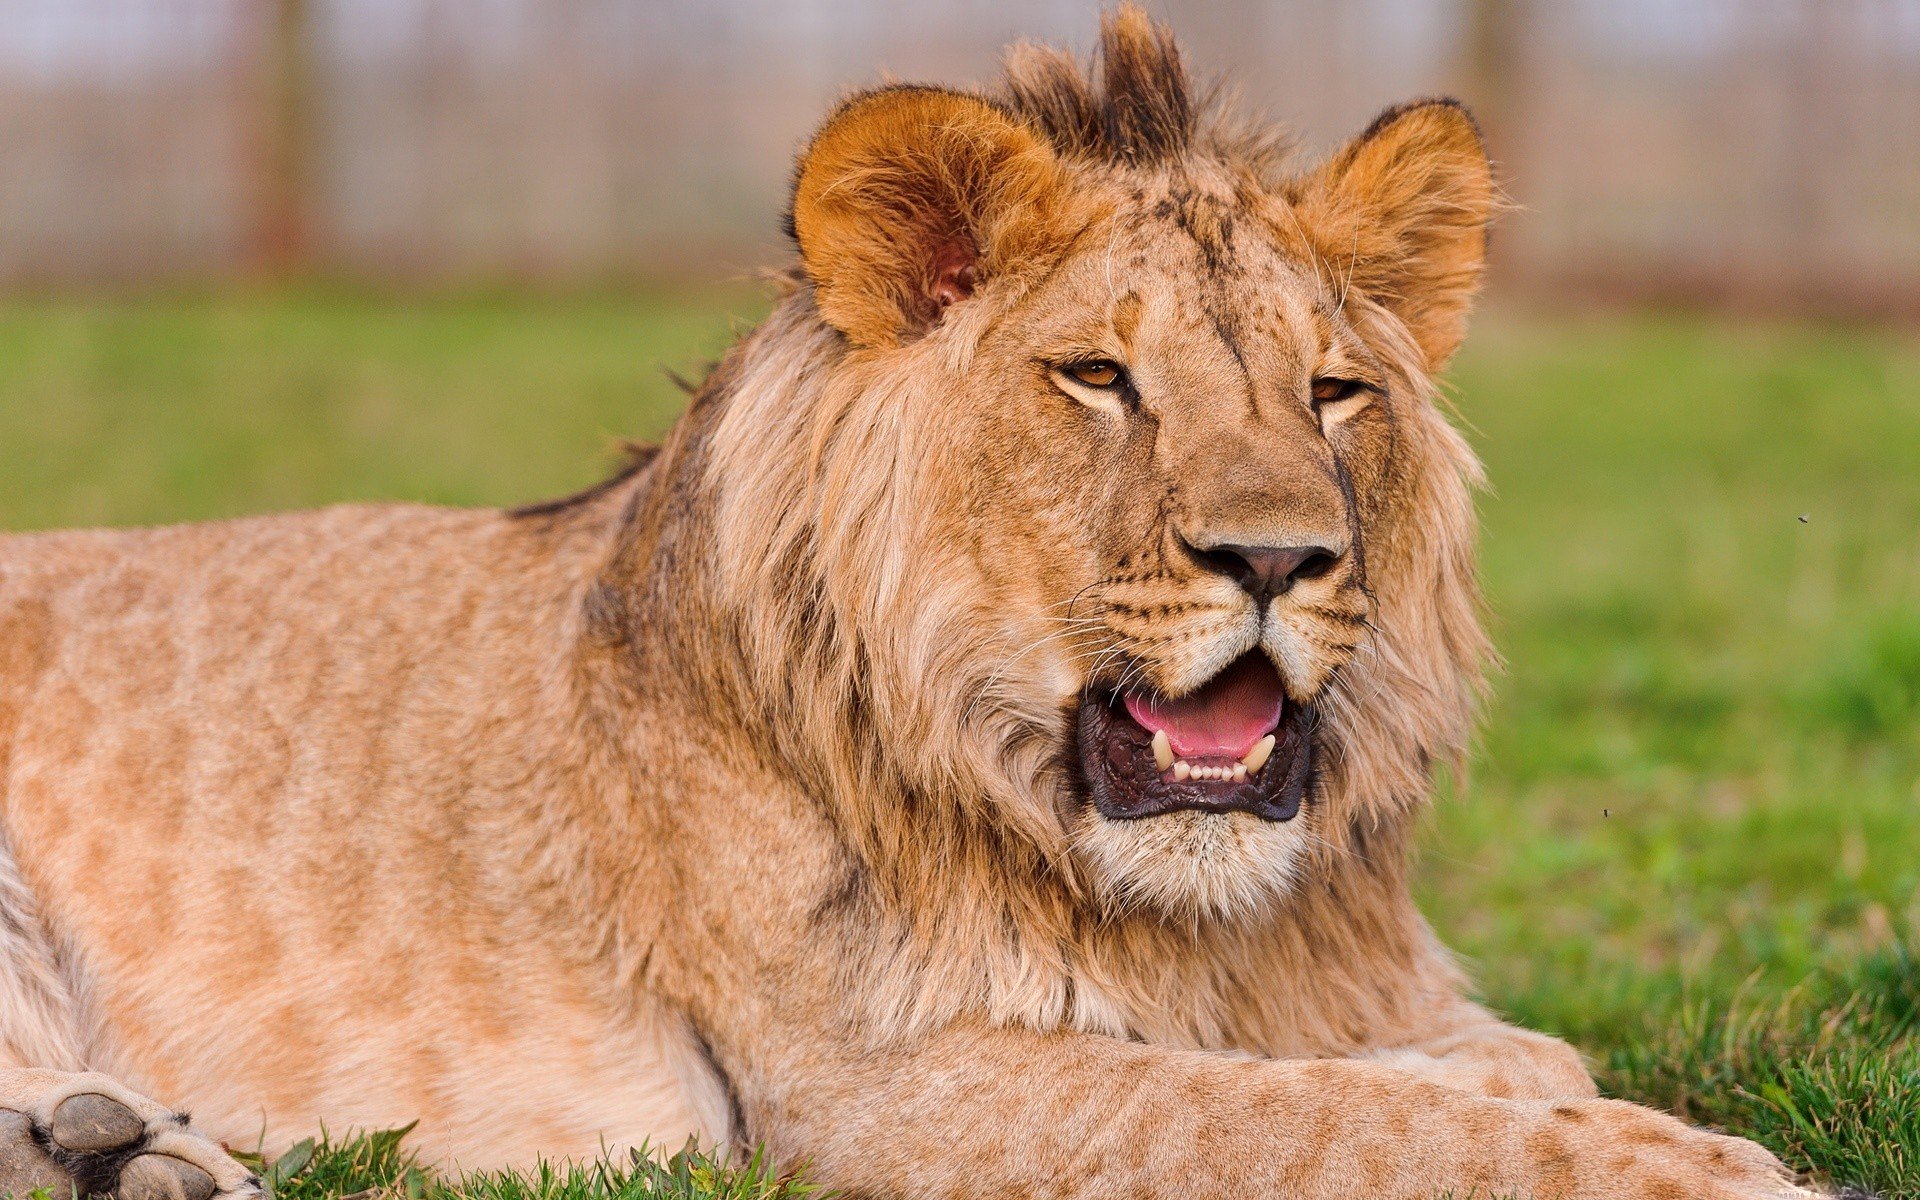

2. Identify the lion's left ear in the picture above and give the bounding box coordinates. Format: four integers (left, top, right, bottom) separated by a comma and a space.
790, 85, 1075, 348
1291, 99, 1497, 370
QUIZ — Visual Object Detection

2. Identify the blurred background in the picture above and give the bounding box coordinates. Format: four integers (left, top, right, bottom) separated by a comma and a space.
1, 2, 1918, 1190
2, 0, 1919, 312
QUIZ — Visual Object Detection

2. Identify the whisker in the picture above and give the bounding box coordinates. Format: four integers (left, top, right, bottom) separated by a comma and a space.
963, 622, 1110, 725
1299, 825, 1360, 866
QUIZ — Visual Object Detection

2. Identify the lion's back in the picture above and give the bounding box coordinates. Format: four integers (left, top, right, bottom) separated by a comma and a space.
0, 498, 725, 1164
0, 499, 619, 838
0, 504, 523, 791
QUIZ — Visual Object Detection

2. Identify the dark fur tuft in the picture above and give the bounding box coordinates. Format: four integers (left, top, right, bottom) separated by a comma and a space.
1001, 42, 1103, 160
1094, 7, 1194, 162
1002, 6, 1197, 166
997, 6, 1294, 175
508, 443, 659, 520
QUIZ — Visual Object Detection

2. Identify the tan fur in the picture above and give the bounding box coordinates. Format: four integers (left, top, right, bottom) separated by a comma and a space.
0, 10, 1815, 1199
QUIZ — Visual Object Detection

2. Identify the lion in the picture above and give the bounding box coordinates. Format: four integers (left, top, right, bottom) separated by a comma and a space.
0, 10, 1817, 1200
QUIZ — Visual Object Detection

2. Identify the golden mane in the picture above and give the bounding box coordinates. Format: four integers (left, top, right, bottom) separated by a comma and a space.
524, 25, 1482, 1049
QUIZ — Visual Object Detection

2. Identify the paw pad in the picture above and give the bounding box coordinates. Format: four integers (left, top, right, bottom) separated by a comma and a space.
121, 1154, 218, 1200
52, 1093, 146, 1153
2, 1072, 259, 1200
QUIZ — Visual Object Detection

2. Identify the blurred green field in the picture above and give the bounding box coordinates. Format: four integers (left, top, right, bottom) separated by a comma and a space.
2, 292, 1917, 1196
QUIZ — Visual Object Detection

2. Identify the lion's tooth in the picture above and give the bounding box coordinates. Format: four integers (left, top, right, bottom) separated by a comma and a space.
1241, 734, 1276, 775
1173, 761, 1191, 781
1232, 764, 1248, 782
1152, 729, 1173, 771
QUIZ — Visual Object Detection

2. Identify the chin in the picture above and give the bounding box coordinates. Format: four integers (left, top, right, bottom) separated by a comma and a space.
1068, 651, 1319, 921
1068, 806, 1310, 920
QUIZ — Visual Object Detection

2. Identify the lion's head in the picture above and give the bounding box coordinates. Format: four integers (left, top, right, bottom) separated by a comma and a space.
704, 9, 1495, 921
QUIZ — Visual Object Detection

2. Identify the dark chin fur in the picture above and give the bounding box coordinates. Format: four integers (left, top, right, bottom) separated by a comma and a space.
1075, 693, 1313, 822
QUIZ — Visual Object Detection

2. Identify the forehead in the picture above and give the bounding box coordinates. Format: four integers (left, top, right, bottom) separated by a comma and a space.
1025, 169, 1349, 364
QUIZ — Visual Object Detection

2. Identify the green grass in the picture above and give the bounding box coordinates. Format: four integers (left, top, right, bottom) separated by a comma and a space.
1430, 314, 1920, 1195
223, 1127, 818, 1200
0, 286, 760, 531
2, 292, 1916, 1196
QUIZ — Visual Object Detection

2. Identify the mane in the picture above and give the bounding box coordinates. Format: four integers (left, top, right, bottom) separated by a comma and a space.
998, 7, 1293, 177
629, 9, 1486, 895
581, 9, 1493, 1052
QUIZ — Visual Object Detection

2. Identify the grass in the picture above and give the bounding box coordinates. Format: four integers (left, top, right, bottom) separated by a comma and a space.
221, 1128, 819, 1200
1430, 314, 1920, 1195
2, 290, 1916, 1196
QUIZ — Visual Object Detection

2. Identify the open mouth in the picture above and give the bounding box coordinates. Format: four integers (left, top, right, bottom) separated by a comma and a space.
1076, 653, 1313, 822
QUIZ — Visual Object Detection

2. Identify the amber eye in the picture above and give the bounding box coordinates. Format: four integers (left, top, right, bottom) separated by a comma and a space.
1310, 377, 1368, 405
1065, 360, 1125, 389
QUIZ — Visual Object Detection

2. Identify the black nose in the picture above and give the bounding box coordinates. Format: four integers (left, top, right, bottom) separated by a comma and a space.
1190, 541, 1340, 603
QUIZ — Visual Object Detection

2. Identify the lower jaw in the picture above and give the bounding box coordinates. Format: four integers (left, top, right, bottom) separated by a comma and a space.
1068, 798, 1311, 919
1075, 695, 1315, 823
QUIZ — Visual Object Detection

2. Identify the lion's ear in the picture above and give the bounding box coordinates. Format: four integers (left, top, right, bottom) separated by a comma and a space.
790, 86, 1073, 348
1291, 99, 1497, 370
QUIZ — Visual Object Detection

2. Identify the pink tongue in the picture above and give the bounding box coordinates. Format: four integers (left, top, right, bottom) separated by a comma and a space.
1123, 655, 1287, 760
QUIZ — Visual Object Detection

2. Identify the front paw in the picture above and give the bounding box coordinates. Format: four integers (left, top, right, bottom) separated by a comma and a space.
0, 1069, 261, 1200
1519, 1098, 1817, 1200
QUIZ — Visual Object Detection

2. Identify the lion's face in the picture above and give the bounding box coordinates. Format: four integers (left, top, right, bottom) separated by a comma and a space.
937, 185, 1405, 912
752, 13, 1496, 919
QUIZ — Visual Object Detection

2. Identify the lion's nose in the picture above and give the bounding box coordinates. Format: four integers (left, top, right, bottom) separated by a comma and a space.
1187, 540, 1340, 604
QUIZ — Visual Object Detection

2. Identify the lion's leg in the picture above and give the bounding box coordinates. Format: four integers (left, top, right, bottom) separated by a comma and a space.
0, 1068, 260, 1200
1365, 1003, 1601, 1100
751, 1023, 1809, 1200
0, 832, 257, 1200
0, 827, 91, 1074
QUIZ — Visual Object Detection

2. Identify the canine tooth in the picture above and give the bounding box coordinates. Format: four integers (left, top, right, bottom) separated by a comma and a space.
1232, 764, 1248, 782
1173, 761, 1191, 781
1241, 734, 1276, 775
1152, 729, 1173, 771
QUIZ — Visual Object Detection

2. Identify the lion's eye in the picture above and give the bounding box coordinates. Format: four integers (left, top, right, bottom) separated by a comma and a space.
1310, 377, 1368, 405
1065, 360, 1126, 389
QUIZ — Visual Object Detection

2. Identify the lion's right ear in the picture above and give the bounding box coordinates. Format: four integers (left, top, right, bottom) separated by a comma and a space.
789, 86, 1074, 348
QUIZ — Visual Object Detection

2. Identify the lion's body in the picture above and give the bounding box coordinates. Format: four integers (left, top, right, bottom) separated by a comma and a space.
0, 462, 1541, 1169
0, 11, 1808, 1200
0, 498, 726, 1165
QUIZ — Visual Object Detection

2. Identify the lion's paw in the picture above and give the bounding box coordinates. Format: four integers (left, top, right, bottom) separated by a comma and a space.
0, 1070, 259, 1200
1524, 1098, 1824, 1200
